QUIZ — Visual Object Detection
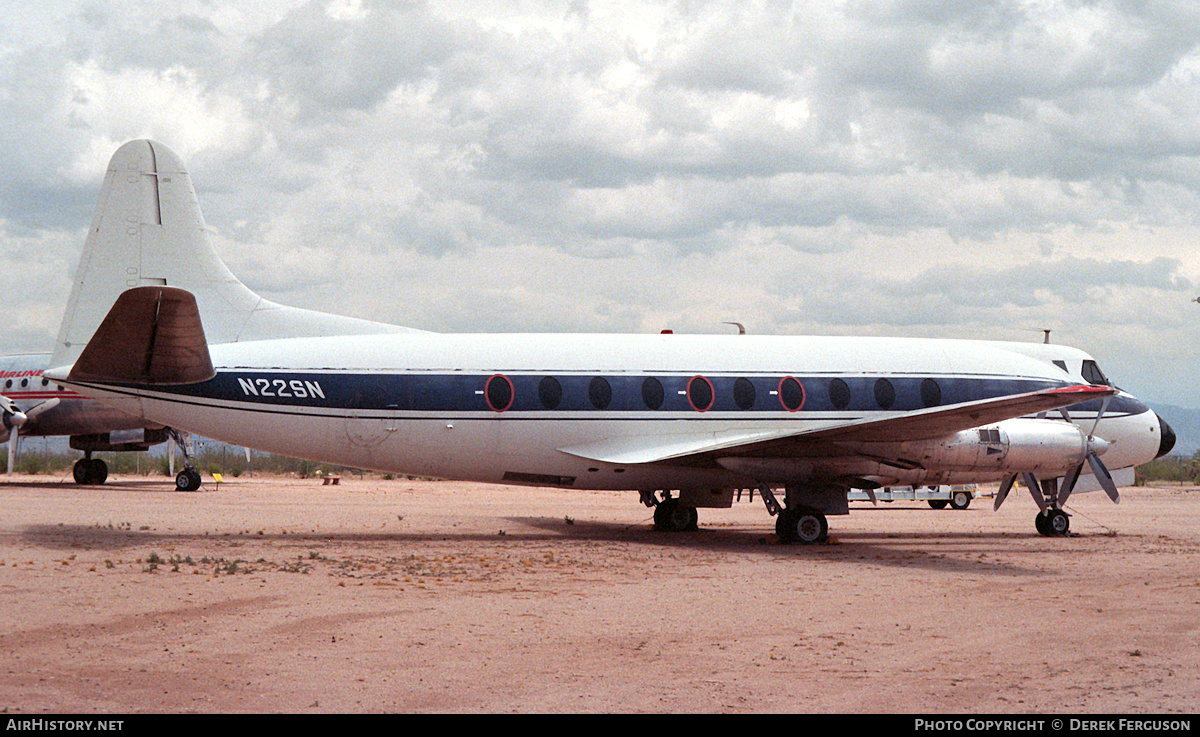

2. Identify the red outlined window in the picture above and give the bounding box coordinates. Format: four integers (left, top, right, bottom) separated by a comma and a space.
687, 375, 714, 412
485, 374, 514, 412
778, 376, 805, 412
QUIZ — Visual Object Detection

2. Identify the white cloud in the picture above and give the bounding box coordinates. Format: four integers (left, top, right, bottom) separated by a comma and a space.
3, 0, 1200, 410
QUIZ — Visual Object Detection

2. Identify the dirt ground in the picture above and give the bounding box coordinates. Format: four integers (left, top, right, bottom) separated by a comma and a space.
0, 471, 1197, 714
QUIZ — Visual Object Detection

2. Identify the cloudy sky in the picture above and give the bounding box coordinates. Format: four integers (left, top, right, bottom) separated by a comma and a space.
2, 0, 1199, 409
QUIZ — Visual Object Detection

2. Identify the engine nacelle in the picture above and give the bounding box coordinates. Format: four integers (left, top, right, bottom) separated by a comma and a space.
720, 418, 1098, 487
890, 418, 1088, 475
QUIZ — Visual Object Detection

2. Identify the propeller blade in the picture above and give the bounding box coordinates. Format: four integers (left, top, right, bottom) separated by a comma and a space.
1057, 463, 1084, 506
1022, 472, 1048, 513
994, 474, 1016, 511
1086, 452, 1121, 504
6, 426, 17, 476
1088, 395, 1111, 438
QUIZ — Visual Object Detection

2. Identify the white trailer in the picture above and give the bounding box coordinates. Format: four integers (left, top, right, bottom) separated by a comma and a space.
847, 484, 979, 510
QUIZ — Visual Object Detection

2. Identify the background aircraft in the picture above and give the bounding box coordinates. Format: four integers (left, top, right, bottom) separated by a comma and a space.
2, 352, 169, 483
46, 140, 1175, 540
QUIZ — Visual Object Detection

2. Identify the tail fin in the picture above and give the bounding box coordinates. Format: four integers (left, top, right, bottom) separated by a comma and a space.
51, 140, 407, 369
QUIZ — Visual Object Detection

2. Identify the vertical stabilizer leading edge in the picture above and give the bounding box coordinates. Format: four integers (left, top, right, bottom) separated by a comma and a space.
51, 140, 410, 369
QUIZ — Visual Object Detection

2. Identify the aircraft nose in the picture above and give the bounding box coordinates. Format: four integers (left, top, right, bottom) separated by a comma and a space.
1156, 413, 1176, 459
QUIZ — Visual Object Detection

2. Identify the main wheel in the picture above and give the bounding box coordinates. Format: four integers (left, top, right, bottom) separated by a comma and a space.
90, 459, 108, 485
776, 507, 828, 544
73, 459, 108, 485
653, 498, 698, 532
950, 491, 971, 510
175, 468, 202, 492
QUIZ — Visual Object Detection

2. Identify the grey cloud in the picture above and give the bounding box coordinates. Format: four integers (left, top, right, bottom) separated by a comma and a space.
249, 0, 458, 115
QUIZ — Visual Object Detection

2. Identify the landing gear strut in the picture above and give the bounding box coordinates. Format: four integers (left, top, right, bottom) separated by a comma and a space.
1025, 474, 1070, 537
169, 429, 202, 491
72, 454, 108, 485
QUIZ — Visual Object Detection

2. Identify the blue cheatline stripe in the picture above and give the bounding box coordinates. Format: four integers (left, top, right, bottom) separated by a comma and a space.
107, 370, 1143, 418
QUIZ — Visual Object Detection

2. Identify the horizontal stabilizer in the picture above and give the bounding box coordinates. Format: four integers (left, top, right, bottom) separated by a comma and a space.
68, 286, 214, 385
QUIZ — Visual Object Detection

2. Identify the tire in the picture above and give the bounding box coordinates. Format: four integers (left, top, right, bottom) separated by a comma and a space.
91, 459, 108, 485
73, 459, 107, 485
950, 491, 971, 510
176, 469, 201, 492
653, 498, 695, 532
928, 499, 948, 510
776, 507, 828, 544
1047, 509, 1070, 536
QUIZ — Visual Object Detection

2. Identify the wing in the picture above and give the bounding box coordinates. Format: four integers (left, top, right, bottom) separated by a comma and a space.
557, 384, 1114, 465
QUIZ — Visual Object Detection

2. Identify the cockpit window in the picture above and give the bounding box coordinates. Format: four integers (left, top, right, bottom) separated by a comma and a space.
1081, 360, 1110, 386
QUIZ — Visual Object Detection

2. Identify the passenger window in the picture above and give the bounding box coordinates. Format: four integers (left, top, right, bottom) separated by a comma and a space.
779, 377, 804, 411
687, 376, 714, 412
874, 378, 895, 409
485, 374, 514, 412
733, 378, 756, 410
589, 377, 612, 409
920, 379, 941, 407
641, 377, 664, 410
829, 379, 850, 409
538, 376, 562, 410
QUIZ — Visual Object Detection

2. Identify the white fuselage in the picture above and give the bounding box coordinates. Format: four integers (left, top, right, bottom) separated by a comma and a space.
62, 332, 1166, 493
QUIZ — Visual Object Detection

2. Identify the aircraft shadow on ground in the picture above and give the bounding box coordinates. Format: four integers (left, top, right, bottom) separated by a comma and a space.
17, 511, 1055, 576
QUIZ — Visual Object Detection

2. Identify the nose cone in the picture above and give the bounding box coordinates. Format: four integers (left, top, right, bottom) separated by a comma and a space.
1156, 414, 1176, 458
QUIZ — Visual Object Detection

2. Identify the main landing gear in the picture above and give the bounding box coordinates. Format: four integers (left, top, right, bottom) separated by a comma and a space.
775, 505, 829, 544
648, 493, 699, 532
169, 429, 202, 492
72, 454, 108, 485
642, 486, 833, 544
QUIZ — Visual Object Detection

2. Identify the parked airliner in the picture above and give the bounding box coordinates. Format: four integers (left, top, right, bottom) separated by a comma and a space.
2, 352, 168, 483
44, 140, 1175, 541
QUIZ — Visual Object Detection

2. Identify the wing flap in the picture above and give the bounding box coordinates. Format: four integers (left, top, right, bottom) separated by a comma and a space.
558, 427, 799, 465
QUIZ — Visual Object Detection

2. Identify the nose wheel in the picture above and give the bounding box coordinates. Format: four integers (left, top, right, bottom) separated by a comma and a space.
1035, 508, 1070, 536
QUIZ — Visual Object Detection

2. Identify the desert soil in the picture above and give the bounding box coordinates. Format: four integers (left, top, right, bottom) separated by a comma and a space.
0, 472, 1197, 714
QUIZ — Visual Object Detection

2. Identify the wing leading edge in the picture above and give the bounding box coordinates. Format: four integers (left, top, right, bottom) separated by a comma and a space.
557, 384, 1115, 466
